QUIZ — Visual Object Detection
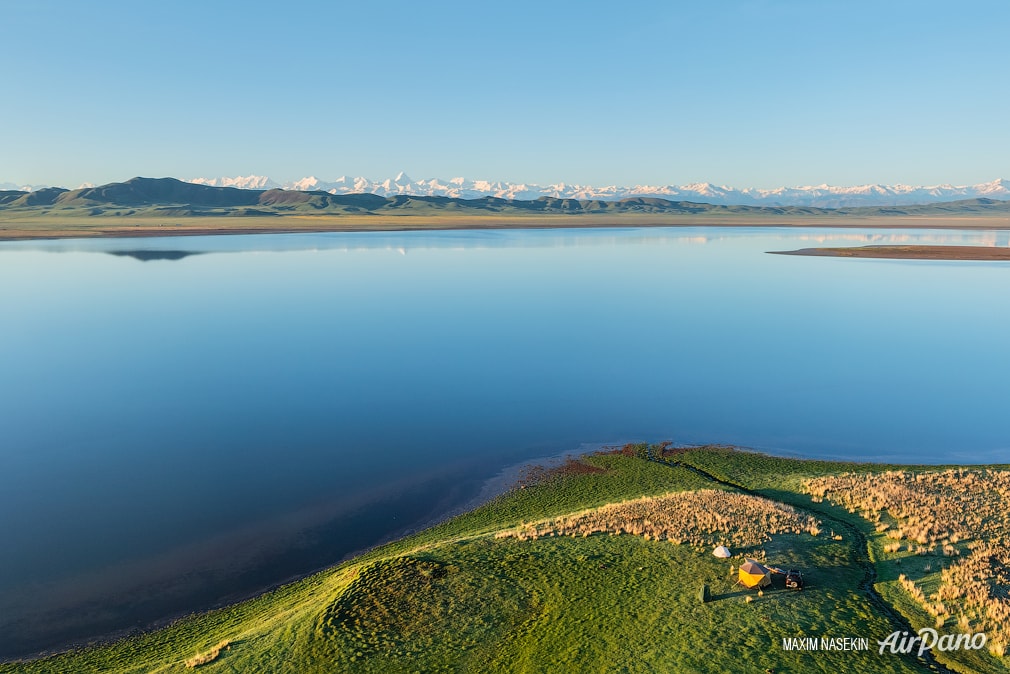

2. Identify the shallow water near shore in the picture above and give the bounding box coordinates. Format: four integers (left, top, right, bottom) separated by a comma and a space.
2, 225, 1009, 658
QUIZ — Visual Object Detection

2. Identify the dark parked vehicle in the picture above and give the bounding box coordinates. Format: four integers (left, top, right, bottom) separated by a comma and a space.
785, 569, 804, 590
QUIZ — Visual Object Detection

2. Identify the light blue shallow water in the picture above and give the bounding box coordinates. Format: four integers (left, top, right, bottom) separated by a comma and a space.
1, 225, 1009, 654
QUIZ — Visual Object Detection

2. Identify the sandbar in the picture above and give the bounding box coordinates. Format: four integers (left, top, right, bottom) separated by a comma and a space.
771, 244, 1010, 261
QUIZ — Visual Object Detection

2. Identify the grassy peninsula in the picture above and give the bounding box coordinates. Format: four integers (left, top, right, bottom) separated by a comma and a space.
5, 446, 1009, 674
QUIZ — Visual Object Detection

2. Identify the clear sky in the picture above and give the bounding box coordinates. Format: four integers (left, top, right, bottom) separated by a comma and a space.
3, 0, 1008, 189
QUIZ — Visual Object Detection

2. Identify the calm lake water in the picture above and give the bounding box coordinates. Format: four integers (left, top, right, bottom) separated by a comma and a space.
2, 225, 1009, 657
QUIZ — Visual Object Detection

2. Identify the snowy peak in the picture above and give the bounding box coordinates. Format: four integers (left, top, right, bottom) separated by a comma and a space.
977, 178, 1010, 195
189, 175, 281, 190
171, 175, 1010, 207
0, 181, 52, 192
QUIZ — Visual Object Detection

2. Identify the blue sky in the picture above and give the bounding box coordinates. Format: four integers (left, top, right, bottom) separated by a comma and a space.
3, 0, 1008, 188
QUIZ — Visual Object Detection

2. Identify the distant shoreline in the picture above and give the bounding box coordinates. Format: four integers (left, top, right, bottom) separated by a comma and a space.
771, 244, 1010, 261
4, 176, 1009, 241
2, 212, 1010, 242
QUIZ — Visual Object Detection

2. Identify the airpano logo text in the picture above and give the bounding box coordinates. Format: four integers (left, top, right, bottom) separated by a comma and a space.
878, 628, 986, 657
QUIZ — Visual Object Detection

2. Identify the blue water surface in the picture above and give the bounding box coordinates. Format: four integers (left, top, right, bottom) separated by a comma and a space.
1, 225, 1008, 655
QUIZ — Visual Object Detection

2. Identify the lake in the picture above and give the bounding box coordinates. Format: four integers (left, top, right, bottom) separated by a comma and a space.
2, 225, 1009, 657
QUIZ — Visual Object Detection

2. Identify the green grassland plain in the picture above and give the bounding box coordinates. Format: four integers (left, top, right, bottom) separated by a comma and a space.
4, 447, 1008, 674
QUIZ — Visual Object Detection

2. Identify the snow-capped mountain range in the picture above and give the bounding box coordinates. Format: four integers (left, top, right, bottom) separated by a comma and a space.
6, 175, 1010, 208
185, 173, 1010, 208
0, 181, 55, 192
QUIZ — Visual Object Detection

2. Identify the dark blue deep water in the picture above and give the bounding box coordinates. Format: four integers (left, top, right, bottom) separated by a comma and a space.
2, 226, 1009, 656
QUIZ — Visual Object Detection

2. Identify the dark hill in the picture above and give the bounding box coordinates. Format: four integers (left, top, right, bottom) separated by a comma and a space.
58, 177, 261, 208
256, 190, 390, 211
834, 198, 1008, 216
9, 187, 69, 207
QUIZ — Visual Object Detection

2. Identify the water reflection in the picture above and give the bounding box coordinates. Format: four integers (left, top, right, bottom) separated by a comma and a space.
3, 225, 1007, 260
107, 250, 204, 262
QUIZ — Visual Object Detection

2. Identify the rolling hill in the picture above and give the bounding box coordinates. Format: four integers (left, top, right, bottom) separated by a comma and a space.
3, 177, 1010, 219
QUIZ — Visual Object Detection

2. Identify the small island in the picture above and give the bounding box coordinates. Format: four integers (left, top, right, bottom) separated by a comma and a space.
771, 245, 1010, 261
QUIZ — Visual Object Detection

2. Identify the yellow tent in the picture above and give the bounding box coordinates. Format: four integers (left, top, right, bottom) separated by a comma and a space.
738, 559, 772, 589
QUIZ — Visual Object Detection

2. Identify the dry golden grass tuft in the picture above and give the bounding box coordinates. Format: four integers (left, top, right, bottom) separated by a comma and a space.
494, 489, 820, 549
805, 469, 1010, 654
184, 640, 231, 668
